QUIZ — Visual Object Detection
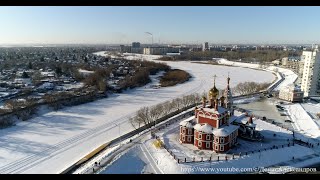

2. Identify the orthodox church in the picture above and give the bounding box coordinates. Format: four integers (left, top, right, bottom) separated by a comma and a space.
179, 75, 255, 153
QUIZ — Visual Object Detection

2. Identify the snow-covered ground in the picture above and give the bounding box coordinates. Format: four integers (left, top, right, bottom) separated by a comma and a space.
301, 103, 320, 119
61, 82, 84, 90
140, 124, 313, 174
97, 107, 316, 174
94, 55, 319, 174
234, 96, 260, 104
285, 103, 320, 139
270, 67, 297, 91
217, 57, 320, 153
152, 115, 292, 163
78, 68, 94, 75
99, 146, 147, 174
0, 53, 275, 174
217, 58, 297, 91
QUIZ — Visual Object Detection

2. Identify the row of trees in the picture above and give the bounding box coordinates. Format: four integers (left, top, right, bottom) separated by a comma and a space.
232, 81, 271, 95
129, 93, 202, 129
118, 60, 170, 90
129, 81, 271, 130
159, 50, 301, 63
2, 98, 39, 120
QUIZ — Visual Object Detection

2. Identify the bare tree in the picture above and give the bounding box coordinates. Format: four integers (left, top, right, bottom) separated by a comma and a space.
233, 81, 271, 95
150, 104, 164, 122
172, 98, 183, 111
162, 101, 173, 115
129, 117, 140, 130
129, 92, 203, 130
135, 107, 153, 128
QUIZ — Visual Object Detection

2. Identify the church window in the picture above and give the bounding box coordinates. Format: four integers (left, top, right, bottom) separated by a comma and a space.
220, 145, 224, 151
182, 128, 185, 134
187, 136, 191, 142
199, 133, 202, 139
206, 142, 210, 148
198, 141, 201, 147
188, 129, 192, 134
221, 137, 224, 143
206, 134, 210, 140
182, 136, 185, 141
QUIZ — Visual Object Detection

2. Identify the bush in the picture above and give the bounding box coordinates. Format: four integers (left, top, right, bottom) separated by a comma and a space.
160, 69, 191, 87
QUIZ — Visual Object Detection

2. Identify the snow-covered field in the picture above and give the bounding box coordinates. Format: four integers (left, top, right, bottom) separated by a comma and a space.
217, 58, 297, 91
94, 55, 320, 174
301, 103, 320, 119
0, 53, 275, 174
285, 103, 320, 139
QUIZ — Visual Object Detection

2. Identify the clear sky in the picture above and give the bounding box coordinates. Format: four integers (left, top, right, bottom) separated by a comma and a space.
0, 6, 319, 44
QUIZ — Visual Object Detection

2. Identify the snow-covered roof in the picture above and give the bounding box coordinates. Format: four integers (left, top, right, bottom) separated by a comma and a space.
201, 106, 227, 114
247, 122, 257, 128
194, 123, 213, 134
38, 82, 54, 89
78, 69, 94, 74
280, 84, 302, 93
233, 114, 249, 124
180, 121, 194, 128
212, 124, 239, 137
179, 117, 195, 128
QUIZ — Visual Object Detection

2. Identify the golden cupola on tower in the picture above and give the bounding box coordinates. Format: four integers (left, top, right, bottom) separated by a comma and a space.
209, 75, 219, 99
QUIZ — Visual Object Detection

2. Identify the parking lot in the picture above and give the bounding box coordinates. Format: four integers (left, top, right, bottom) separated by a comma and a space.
236, 97, 294, 130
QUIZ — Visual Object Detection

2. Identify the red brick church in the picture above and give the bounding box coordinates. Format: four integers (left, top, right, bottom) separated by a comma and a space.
179, 75, 240, 153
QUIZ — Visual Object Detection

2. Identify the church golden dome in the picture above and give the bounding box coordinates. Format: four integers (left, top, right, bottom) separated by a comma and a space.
209, 86, 219, 99
209, 75, 219, 99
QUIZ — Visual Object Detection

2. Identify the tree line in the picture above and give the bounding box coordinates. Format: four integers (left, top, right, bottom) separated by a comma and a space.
129, 93, 202, 129
159, 50, 301, 63
232, 81, 271, 95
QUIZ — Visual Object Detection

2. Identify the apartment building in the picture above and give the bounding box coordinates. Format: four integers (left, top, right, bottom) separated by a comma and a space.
301, 45, 320, 97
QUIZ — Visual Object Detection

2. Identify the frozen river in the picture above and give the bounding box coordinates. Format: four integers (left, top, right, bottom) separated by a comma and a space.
0, 53, 275, 174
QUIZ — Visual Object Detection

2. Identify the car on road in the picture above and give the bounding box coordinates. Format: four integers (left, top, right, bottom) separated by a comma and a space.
280, 113, 288, 116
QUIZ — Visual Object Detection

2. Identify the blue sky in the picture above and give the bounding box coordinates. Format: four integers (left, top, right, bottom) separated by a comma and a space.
0, 6, 319, 44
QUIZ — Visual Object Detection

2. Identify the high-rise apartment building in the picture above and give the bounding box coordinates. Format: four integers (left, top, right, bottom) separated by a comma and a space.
301, 45, 320, 97
202, 42, 209, 51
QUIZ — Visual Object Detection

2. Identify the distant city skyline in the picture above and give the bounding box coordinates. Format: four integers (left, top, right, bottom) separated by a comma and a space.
1, 6, 320, 45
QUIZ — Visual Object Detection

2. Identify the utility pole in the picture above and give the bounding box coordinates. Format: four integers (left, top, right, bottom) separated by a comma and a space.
119, 123, 121, 146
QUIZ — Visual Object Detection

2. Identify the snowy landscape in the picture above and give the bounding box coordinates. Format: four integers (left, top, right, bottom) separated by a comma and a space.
2, 6, 320, 175
91, 54, 320, 174
0, 52, 319, 174
0, 53, 275, 174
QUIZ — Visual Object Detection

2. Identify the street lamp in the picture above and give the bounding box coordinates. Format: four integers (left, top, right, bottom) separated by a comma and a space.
114, 122, 121, 146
